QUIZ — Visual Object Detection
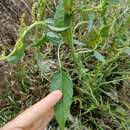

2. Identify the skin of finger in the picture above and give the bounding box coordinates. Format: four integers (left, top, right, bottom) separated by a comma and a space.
32, 109, 54, 130
14, 109, 54, 130
16, 109, 54, 130
3, 90, 62, 129
37, 109, 54, 130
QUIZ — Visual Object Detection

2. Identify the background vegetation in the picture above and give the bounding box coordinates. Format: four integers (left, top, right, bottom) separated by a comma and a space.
0, 0, 130, 129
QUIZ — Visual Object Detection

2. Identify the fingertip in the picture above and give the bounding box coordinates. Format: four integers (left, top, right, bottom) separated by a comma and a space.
51, 90, 63, 101
54, 90, 63, 97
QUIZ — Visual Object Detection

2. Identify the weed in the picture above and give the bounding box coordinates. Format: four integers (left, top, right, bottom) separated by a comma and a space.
0, 0, 130, 129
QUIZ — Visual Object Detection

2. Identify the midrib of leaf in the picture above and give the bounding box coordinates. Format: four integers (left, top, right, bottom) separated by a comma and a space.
60, 71, 66, 130
61, 71, 72, 130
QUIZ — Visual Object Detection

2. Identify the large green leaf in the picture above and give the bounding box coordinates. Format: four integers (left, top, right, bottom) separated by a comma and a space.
50, 70, 73, 130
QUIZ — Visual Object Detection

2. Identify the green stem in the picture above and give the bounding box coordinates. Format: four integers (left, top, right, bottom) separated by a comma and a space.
0, 21, 46, 61
63, 0, 83, 73
34, 0, 47, 48
22, 21, 46, 40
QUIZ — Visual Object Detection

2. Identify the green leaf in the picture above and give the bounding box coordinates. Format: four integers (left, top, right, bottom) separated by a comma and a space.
33, 36, 46, 47
100, 25, 109, 39
45, 18, 54, 25
86, 30, 100, 48
47, 24, 69, 32
36, 52, 55, 73
50, 70, 73, 130
33, 32, 61, 47
35, 52, 45, 73
45, 32, 61, 46
94, 51, 105, 63
87, 12, 95, 32
54, 0, 64, 27
7, 40, 25, 64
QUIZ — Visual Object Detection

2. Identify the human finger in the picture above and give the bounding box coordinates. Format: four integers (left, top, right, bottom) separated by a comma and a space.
4, 90, 62, 128
37, 109, 54, 130
33, 109, 54, 130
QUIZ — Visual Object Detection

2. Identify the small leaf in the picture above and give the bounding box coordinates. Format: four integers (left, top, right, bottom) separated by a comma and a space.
45, 32, 61, 46
94, 51, 105, 63
7, 40, 25, 64
36, 52, 55, 73
50, 70, 73, 130
54, 0, 64, 27
87, 12, 95, 32
100, 25, 109, 38
35, 52, 45, 73
86, 30, 100, 48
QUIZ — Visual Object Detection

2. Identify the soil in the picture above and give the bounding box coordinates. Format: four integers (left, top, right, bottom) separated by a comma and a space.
0, 0, 32, 45
0, 0, 32, 94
